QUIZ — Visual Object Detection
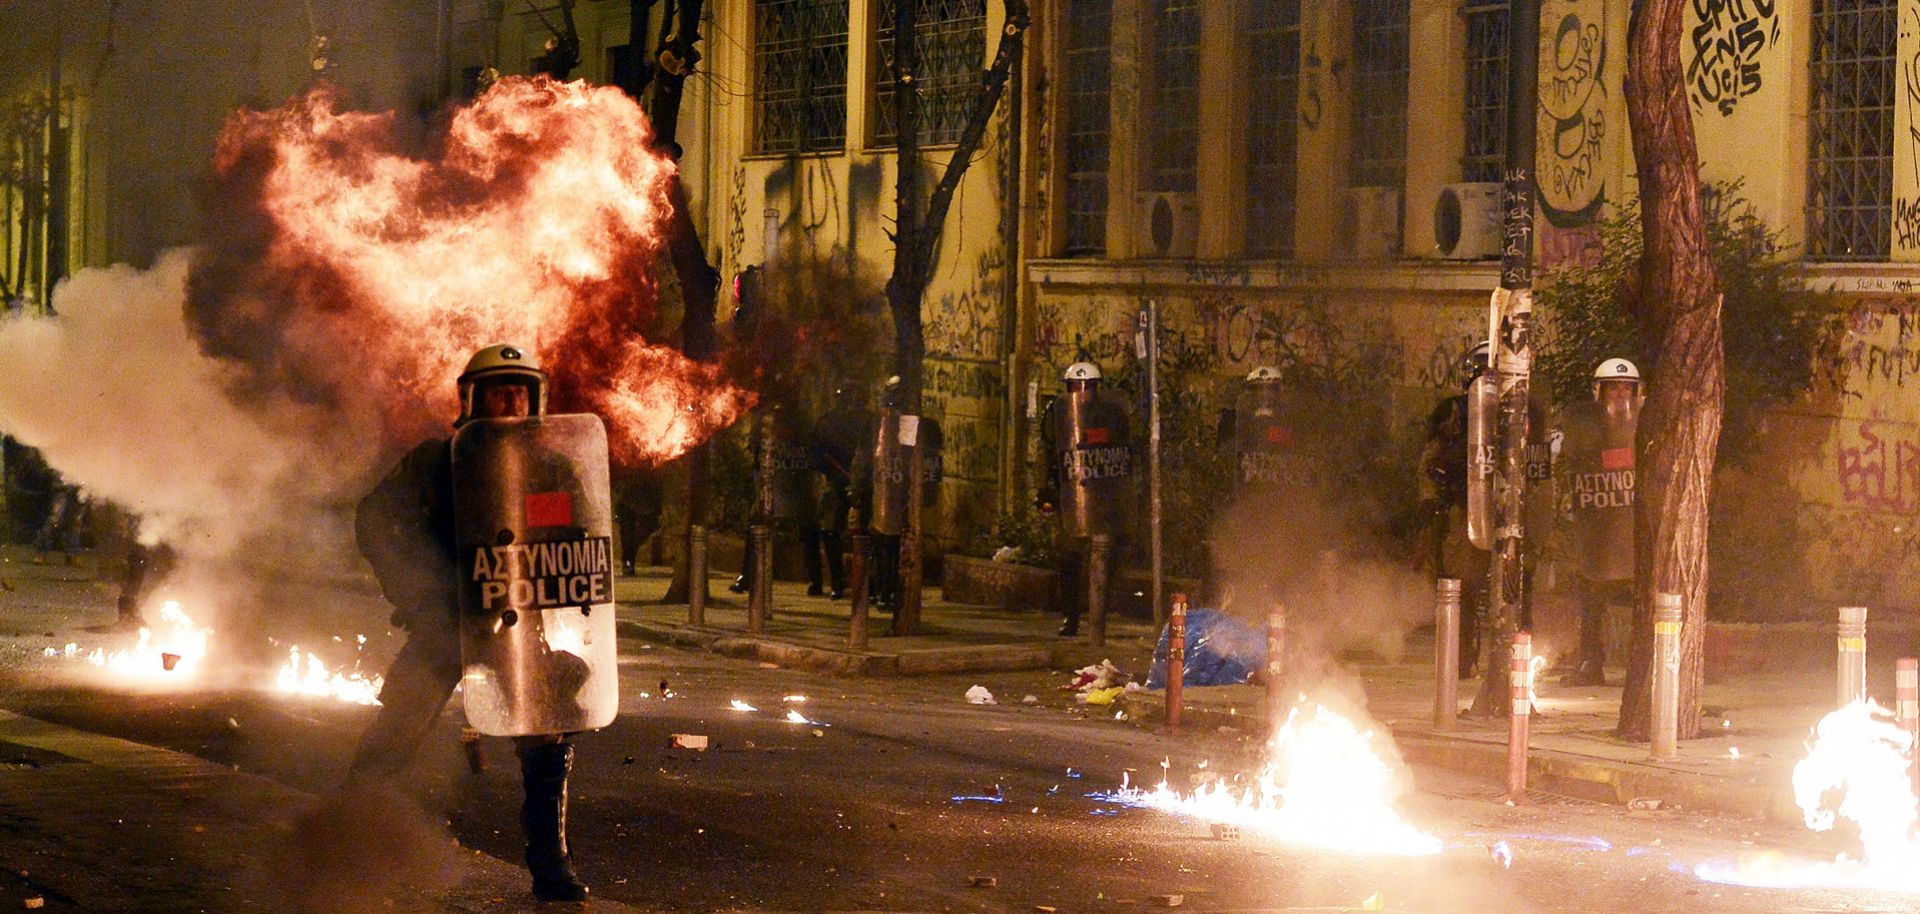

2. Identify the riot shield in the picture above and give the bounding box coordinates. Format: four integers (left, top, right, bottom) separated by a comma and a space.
1465, 374, 1497, 551
1232, 386, 1323, 494
870, 411, 941, 537
1562, 399, 1637, 581
1055, 389, 1133, 538
452, 413, 619, 737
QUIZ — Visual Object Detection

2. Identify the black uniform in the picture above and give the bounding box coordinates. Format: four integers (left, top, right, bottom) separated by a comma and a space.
349, 438, 585, 900
811, 401, 870, 598
1041, 390, 1133, 635
1421, 394, 1487, 677
854, 412, 943, 612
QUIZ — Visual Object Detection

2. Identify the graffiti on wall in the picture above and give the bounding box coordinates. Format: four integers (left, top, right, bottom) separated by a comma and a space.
1538, 1, 1607, 227
1684, 0, 1779, 117
1539, 222, 1603, 271
1836, 420, 1920, 514
1900, 6, 1920, 256
1298, 38, 1347, 133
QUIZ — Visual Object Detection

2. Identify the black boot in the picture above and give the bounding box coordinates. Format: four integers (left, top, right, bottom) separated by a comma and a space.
520, 742, 589, 904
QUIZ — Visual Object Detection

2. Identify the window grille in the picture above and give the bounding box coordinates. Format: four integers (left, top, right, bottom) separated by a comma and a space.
1350, 2, 1408, 190
1245, 0, 1300, 257
1063, 0, 1112, 256
1807, 0, 1895, 261
1147, 0, 1200, 192
873, 0, 988, 147
1462, 1, 1509, 183
754, 0, 851, 154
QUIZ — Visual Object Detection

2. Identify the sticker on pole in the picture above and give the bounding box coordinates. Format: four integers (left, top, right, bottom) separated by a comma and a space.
898, 414, 920, 446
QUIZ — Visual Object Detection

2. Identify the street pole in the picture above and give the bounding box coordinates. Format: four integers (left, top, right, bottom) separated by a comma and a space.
1142, 300, 1165, 628
1478, 0, 1541, 719
1507, 632, 1533, 802
1165, 593, 1186, 731
898, 416, 925, 636
848, 533, 872, 649
687, 525, 708, 625
1651, 593, 1682, 760
1838, 605, 1868, 708
1434, 578, 1461, 731
1266, 606, 1287, 744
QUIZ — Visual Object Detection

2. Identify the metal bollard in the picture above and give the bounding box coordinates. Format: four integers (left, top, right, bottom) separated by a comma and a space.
1651, 593, 1682, 760
687, 525, 708, 626
1899, 658, 1919, 798
1166, 594, 1187, 730
459, 727, 487, 774
1838, 606, 1869, 708
1086, 533, 1113, 647
1266, 605, 1288, 744
848, 534, 872, 650
1507, 632, 1533, 803
747, 525, 772, 632
1434, 578, 1461, 731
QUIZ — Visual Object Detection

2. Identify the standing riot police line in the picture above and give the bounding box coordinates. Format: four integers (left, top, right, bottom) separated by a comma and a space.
1558, 358, 1640, 686
855, 377, 943, 614
811, 385, 870, 599
1215, 366, 1331, 604
350, 344, 616, 903
732, 404, 820, 596
1422, 343, 1494, 678
1041, 362, 1134, 637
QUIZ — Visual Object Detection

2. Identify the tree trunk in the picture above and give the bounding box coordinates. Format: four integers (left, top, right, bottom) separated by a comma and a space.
1616, 0, 1723, 742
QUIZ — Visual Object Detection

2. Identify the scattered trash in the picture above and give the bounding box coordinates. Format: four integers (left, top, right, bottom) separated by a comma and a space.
1360, 892, 1385, 911
1149, 893, 1183, 907
1081, 686, 1125, 706
1022, 694, 1039, 704
783, 694, 807, 703
1627, 798, 1663, 812
968, 876, 998, 888
1210, 823, 1240, 841
669, 734, 709, 751
1727, 747, 1740, 759
24, 898, 43, 910
1114, 710, 1128, 721
1034, 906, 1058, 913
1490, 840, 1513, 868
1063, 659, 1128, 692
966, 685, 997, 705
729, 700, 757, 712
811, 729, 825, 738
1066, 768, 1082, 779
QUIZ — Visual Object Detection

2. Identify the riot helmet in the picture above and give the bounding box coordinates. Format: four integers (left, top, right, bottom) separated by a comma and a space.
1592, 357, 1640, 409
1245, 366, 1281, 385
881, 375, 904, 409
458, 343, 549, 425
1064, 361, 1102, 392
1459, 341, 1491, 388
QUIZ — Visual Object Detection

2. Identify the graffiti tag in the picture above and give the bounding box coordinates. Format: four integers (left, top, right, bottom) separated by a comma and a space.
1684, 0, 1778, 117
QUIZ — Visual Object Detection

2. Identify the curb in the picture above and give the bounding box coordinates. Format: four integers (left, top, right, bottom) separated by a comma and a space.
1115, 693, 1801, 826
616, 619, 1066, 677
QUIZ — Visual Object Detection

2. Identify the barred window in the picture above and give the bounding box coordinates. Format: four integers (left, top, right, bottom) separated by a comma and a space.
1350, 1, 1409, 190
1462, 1, 1509, 183
753, 0, 851, 154
1147, 0, 1200, 192
1807, 0, 1895, 261
1245, 0, 1300, 257
873, 0, 988, 147
1063, 0, 1112, 257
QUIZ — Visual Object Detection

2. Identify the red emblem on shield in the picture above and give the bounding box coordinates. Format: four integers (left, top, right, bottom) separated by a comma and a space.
526, 491, 574, 527
1601, 447, 1633, 471
1265, 425, 1293, 446
1085, 427, 1111, 445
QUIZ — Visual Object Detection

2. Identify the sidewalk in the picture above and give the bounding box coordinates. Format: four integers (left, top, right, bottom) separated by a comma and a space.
1119, 649, 1840, 828
612, 564, 1159, 676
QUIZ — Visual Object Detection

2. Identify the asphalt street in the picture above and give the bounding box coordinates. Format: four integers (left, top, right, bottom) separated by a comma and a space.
0, 623, 1914, 914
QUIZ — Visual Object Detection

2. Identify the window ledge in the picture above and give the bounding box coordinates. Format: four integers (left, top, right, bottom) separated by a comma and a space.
1027, 258, 1502, 293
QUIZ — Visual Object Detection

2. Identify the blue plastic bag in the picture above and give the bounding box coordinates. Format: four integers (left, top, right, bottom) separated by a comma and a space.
1145, 607, 1266, 689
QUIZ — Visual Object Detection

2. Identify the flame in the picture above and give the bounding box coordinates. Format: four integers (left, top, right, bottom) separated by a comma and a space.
1098, 702, 1441, 856
275, 643, 384, 706
204, 77, 750, 466
1696, 700, 1920, 892
63, 600, 213, 680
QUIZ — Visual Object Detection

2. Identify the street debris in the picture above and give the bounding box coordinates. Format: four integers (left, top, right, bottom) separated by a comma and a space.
785, 709, 829, 726
968, 876, 998, 888
1063, 659, 1127, 692
1210, 822, 1240, 840
1149, 893, 1183, 907
1080, 686, 1124, 706
1359, 892, 1385, 910
669, 734, 709, 751
1627, 797, 1663, 811
1490, 841, 1513, 868
23, 898, 43, 910
966, 685, 996, 705
1022, 694, 1039, 704
1033, 906, 1057, 913
728, 699, 757, 712
783, 694, 807, 703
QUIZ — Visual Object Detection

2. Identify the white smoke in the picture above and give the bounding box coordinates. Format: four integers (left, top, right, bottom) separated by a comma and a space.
0, 250, 381, 573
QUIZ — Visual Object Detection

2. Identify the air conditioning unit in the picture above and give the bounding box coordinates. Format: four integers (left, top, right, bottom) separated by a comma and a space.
1432, 182, 1503, 259
1137, 191, 1198, 258
1338, 186, 1403, 260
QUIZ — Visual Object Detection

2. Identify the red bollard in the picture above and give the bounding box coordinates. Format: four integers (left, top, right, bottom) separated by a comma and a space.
1507, 632, 1533, 804
1166, 594, 1187, 730
1899, 658, 1919, 797
1266, 606, 1287, 744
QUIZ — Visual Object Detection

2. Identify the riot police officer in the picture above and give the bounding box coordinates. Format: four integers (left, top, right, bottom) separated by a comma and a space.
1559, 357, 1641, 686
350, 344, 610, 903
1421, 342, 1492, 677
733, 403, 819, 595
811, 385, 870, 599
855, 377, 942, 613
1041, 361, 1134, 637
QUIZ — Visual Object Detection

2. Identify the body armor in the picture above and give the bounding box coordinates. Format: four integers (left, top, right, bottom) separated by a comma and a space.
452, 413, 619, 737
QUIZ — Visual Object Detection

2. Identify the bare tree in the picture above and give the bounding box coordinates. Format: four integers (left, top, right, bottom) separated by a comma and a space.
884, 0, 1030, 630
1616, 0, 1724, 740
